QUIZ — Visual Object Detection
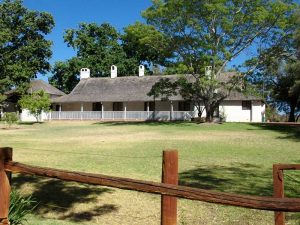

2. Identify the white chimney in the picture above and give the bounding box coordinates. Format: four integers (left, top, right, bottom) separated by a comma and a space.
139, 65, 145, 77
80, 68, 90, 79
111, 65, 117, 78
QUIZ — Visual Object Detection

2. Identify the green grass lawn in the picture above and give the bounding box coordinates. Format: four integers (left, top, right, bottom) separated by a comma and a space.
0, 121, 299, 225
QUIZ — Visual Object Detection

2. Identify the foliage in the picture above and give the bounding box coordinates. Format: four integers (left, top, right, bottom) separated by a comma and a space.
0, 94, 7, 118
246, 12, 300, 122
49, 59, 83, 94
148, 73, 244, 121
18, 90, 51, 122
122, 22, 172, 67
50, 23, 139, 93
0, 94, 6, 103
0, 0, 54, 95
147, 78, 177, 101
265, 105, 287, 122
143, 0, 296, 74
143, 0, 296, 121
2, 112, 18, 128
9, 189, 37, 225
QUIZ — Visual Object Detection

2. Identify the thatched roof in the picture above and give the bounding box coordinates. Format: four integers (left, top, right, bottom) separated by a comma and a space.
29, 80, 65, 96
52, 73, 260, 103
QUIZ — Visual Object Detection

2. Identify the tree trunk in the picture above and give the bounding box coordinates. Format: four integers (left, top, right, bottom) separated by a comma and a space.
198, 111, 202, 118
205, 104, 214, 122
288, 103, 296, 122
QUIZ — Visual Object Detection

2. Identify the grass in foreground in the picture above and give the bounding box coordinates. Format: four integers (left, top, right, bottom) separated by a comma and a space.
0, 121, 299, 225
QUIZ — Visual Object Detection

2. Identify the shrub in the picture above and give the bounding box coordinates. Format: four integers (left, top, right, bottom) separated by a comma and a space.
2, 112, 18, 128
9, 190, 37, 225
18, 90, 51, 122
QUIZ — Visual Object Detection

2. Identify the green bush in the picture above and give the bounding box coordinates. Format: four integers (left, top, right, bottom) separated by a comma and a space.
2, 112, 18, 128
9, 190, 37, 225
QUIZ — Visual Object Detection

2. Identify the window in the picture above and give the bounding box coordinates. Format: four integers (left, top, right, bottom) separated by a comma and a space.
92, 102, 102, 111
113, 102, 123, 111
144, 102, 155, 111
55, 105, 60, 111
178, 101, 191, 111
242, 101, 251, 110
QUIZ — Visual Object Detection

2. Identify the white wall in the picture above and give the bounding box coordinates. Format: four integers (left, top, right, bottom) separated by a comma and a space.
220, 101, 251, 122
20, 109, 49, 122
192, 100, 265, 122
251, 101, 265, 122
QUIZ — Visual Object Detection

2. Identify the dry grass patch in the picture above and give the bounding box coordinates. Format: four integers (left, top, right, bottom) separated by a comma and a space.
0, 121, 299, 224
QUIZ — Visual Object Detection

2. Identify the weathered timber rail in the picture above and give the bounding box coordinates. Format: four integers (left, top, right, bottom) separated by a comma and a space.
273, 164, 300, 225
4, 161, 300, 212
1, 147, 299, 225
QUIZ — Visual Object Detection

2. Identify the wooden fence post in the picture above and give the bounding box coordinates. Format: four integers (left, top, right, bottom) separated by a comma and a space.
0, 147, 12, 225
161, 150, 178, 225
273, 165, 285, 225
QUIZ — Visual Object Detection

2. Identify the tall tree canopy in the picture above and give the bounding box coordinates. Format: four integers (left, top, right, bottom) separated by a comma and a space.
50, 23, 139, 93
122, 22, 172, 67
0, 0, 54, 95
247, 12, 300, 121
144, 0, 297, 121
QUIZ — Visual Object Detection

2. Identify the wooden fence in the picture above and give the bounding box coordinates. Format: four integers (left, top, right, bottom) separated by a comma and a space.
0, 147, 299, 225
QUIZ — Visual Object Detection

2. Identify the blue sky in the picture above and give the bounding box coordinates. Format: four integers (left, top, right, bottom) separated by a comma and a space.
22, 0, 152, 81
21, 0, 296, 81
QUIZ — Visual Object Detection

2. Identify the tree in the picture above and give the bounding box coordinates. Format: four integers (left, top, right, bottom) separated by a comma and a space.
50, 59, 83, 94
0, 0, 54, 95
143, 0, 296, 121
122, 22, 172, 68
50, 23, 139, 92
246, 12, 300, 122
148, 73, 243, 120
2, 112, 18, 128
18, 90, 51, 122
0, 94, 7, 118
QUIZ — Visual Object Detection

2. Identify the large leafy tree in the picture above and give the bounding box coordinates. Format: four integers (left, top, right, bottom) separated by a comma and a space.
49, 59, 83, 94
247, 12, 300, 122
0, 0, 54, 95
144, 0, 296, 121
122, 22, 172, 68
50, 23, 139, 93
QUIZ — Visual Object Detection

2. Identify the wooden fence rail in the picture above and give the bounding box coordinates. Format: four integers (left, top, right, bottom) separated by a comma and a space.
273, 164, 300, 225
1, 147, 300, 225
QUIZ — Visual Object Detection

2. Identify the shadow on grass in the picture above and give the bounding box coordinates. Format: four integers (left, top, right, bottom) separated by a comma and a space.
180, 163, 300, 197
180, 163, 300, 223
12, 174, 117, 222
92, 121, 193, 127
248, 123, 300, 141
179, 163, 274, 196
1, 127, 21, 130
18, 122, 43, 125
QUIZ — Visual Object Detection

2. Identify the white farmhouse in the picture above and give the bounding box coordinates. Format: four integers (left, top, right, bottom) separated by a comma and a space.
3, 80, 65, 122
51, 66, 265, 122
